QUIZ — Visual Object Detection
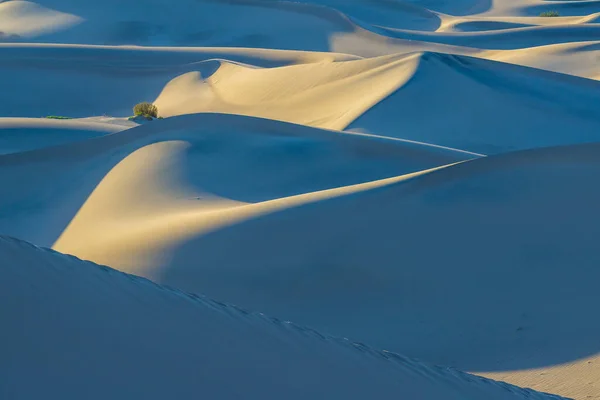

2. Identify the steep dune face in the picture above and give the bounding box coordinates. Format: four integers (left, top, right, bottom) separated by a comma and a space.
0, 113, 476, 249
0, 236, 565, 400
154, 54, 421, 130
154, 52, 600, 152
348, 52, 600, 153
51, 140, 600, 398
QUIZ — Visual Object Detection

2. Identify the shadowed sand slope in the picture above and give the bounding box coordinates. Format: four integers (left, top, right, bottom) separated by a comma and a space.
0, 236, 566, 400
347, 52, 600, 153
0, 113, 477, 248
478, 0, 600, 18
53, 140, 600, 399
379, 25, 600, 50
0, 0, 356, 49
0, 118, 126, 154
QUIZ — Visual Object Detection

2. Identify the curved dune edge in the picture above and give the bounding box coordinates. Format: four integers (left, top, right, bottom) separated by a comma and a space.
483, 41, 600, 81
0, 43, 360, 118
0, 235, 565, 400
362, 24, 600, 51
52, 156, 453, 275
50, 139, 600, 400
478, 0, 600, 18
44, 113, 476, 271
154, 51, 600, 152
2, 42, 600, 130
0, 1, 82, 39
345, 52, 600, 153
153, 53, 422, 130
0, 112, 477, 247
437, 12, 600, 33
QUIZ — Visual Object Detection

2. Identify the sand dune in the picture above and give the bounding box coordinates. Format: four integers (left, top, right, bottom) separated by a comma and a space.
0, 235, 566, 400
373, 25, 600, 50
0, 0, 355, 49
153, 53, 420, 130
151, 51, 600, 152
0, 113, 477, 248
439, 13, 600, 32
0, 43, 357, 118
347, 52, 600, 153
479, 0, 600, 18
486, 41, 600, 80
1, 0, 596, 60
0, 117, 126, 154
55, 140, 599, 399
0, 0, 81, 39
3, 0, 600, 398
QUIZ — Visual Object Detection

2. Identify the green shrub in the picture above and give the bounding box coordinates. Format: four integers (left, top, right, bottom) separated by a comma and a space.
540, 11, 559, 17
45, 116, 72, 119
133, 102, 158, 118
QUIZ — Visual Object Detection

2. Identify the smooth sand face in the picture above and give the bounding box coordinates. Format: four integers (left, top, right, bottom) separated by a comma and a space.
0, 235, 562, 400
0, 1, 82, 38
2, 0, 600, 399
153, 54, 422, 130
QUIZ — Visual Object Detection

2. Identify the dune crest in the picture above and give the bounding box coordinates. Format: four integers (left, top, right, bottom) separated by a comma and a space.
61, 140, 598, 400
154, 54, 421, 130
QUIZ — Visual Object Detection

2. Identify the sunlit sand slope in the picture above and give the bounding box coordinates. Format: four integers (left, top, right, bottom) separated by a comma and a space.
0, 113, 477, 249
52, 140, 600, 400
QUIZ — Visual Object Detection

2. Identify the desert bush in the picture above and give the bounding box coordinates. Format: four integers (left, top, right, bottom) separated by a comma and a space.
133, 102, 158, 118
540, 11, 559, 17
